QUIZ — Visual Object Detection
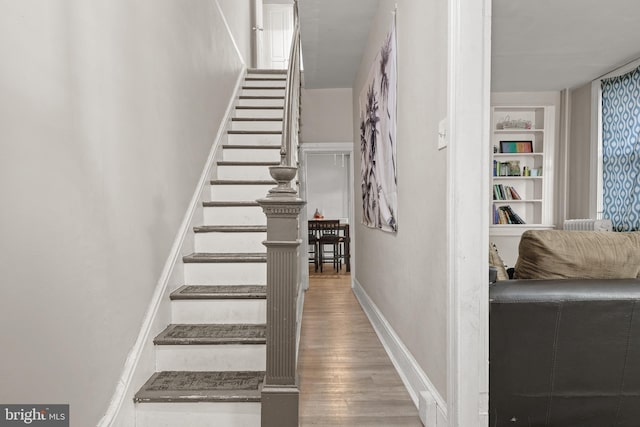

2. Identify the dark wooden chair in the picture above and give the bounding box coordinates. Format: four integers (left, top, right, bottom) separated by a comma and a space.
315, 220, 344, 272
307, 221, 321, 272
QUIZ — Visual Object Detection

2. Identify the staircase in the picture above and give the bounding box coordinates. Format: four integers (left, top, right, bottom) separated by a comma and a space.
134, 69, 287, 426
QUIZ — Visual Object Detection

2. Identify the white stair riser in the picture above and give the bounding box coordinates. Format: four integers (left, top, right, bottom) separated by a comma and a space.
156, 344, 266, 372
244, 79, 286, 87
194, 232, 266, 253
172, 299, 266, 324
235, 108, 283, 119
135, 402, 260, 427
231, 120, 282, 132
238, 98, 284, 107
222, 147, 281, 162
227, 133, 282, 145
242, 88, 285, 97
247, 73, 286, 79
203, 206, 266, 225
184, 262, 266, 285
217, 165, 274, 181
210, 184, 273, 201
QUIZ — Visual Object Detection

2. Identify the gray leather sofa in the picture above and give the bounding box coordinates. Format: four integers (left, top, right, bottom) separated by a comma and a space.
489, 230, 640, 426
490, 277, 640, 426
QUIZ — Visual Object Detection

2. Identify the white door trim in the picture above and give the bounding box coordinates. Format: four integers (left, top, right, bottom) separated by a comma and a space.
252, 0, 264, 69
300, 142, 355, 284
447, 0, 491, 425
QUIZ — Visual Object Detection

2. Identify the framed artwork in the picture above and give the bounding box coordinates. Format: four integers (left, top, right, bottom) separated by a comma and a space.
500, 140, 533, 153
359, 19, 398, 233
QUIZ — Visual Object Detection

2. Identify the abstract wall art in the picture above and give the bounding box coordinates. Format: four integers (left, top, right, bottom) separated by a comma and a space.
359, 20, 398, 232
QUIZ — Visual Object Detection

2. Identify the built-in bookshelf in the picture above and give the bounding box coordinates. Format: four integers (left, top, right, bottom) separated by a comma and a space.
490, 105, 555, 230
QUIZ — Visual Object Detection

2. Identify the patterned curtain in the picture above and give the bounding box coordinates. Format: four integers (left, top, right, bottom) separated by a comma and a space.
601, 66, 640, 231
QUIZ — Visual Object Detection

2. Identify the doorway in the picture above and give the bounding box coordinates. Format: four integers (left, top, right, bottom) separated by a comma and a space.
262, 3, 294, 69
302, 144, 354, 278
305, 153, 350, 222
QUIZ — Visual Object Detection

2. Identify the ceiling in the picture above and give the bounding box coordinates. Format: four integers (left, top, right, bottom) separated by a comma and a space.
298, 0, 380, 89
492, 0, 640, 91
297, 0, 640, 91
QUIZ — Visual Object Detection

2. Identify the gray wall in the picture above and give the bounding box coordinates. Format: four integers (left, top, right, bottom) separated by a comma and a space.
568, 82, 595, 219
0, 1, 243, 425
352, 0, 449, 396
305, 153, 351, 220
218, 0, 252, 65
301, 88, 354, 143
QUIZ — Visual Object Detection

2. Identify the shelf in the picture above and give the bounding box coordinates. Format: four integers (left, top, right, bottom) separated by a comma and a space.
489, 224, 555, 236
494, 128, 544, 133
490, 104, 555, 230
494, 128, 544, 132
493, 153, 543, 158
491, 224, 550, 228
493, 176, 543, 180
494, 106, 548, 111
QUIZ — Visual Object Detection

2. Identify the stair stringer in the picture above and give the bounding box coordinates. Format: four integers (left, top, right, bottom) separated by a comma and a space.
97, 66, 246, 427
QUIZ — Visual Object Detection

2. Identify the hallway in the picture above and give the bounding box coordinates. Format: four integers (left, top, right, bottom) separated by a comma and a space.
299, 270, 423, 426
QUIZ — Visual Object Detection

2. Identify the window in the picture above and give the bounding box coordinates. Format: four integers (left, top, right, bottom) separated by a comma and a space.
600, 66, 640, 231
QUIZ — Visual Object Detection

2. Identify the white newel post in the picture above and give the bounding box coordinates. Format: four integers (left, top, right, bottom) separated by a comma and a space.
258, 165, 304, 427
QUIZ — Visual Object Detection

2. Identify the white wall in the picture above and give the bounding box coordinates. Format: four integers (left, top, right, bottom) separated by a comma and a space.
306, 153, 350, 220
567, 82, 594, 219
218, 0, 252, 65
301, 88, 353, 143
0, 1, 243, 425
353, 0, 449, 397
491, 92, 561, 119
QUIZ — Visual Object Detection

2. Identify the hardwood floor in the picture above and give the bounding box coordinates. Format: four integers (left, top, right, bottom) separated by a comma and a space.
299, 269, 423, 426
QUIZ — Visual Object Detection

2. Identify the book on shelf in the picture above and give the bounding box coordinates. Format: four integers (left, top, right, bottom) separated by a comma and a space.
509, 186, 521, 200
498, 207, 509, 224
503, 205, 526, 224
493, 184, 521, 201
493, 204, 526, 225
493, 160, 521, 177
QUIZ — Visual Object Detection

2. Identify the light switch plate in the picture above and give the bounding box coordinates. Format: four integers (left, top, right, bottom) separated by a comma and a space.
438, 118, 448, 150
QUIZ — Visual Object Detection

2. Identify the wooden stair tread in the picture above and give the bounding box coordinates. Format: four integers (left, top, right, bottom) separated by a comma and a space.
202, 200, 260, 207
222, 144, 281, 150
247, 68, 287, 74
171, 285, 266, 300
154, 324, 266, 345
236, 106, 283, 110
242, 86, 286, 90
238, 95, 284, 100
231, 118, 283, 122
245, 77, 287, 82
227, 130, 282, 135
210, 179, 276, 185
217, 161, 280, 166
134, 371, 265, 403
194, 225, 267, 233
183, 253, 267, 263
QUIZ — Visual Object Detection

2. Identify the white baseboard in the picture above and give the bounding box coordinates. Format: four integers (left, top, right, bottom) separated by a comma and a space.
352, 278, 448, 426
97, 66, 246, 427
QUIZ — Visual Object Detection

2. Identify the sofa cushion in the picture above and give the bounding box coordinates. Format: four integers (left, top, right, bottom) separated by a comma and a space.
514, 230, 640, 279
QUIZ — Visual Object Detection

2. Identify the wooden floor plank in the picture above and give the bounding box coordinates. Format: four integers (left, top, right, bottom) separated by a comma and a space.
299, 270, 423, 426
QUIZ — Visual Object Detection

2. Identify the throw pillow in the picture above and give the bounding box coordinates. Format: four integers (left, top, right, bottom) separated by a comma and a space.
514, 230, 640, 279
489, 242, 509, 281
